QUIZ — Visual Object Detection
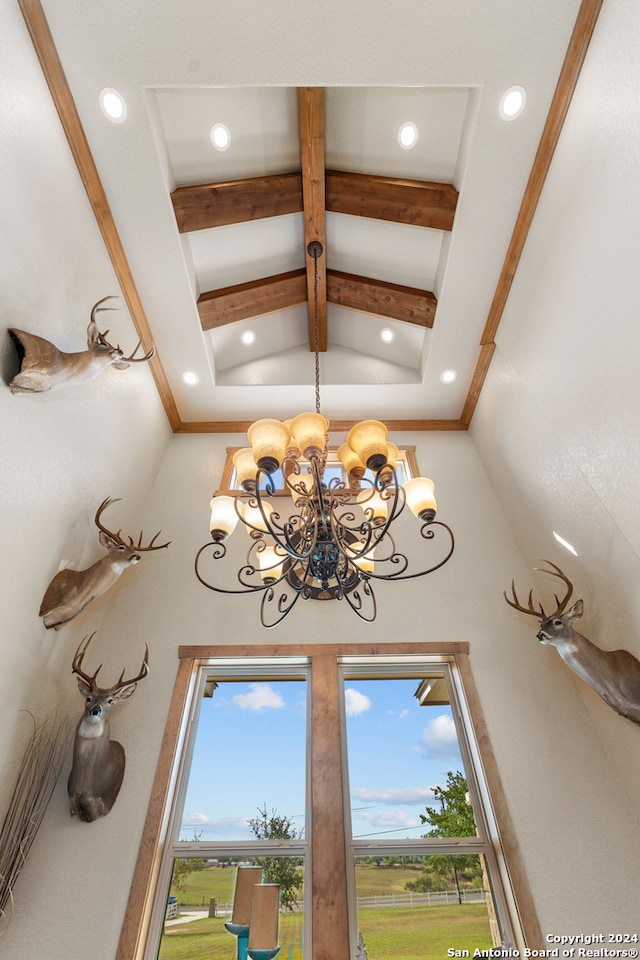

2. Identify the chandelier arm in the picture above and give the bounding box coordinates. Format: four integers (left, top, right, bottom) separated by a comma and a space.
260, 579, 304, 628
363, 521, 455, 582
195, 542, 274, 595
341, 577, 377, 622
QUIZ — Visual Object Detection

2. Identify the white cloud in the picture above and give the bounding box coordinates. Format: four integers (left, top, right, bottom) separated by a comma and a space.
232, 683, 285, 711
421, 713, 460, 758
180, 812, 249, 837
351, 785, 436, 805
352, 807, 421, 831
344, 688, 372, 716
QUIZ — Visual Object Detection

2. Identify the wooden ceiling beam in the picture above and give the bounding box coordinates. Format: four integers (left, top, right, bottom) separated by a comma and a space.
326, 170, 458, 231
171, 173, 303, 232
327, 270, 436, 328
298, 87, 327, 352
198, 268, 307, 331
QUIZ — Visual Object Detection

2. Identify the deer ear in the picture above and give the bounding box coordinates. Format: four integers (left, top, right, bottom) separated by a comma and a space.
77, 677, 93, 696
98, 530, 114, 548
87, 321, 100, 346
566, 599, 584, 622
113, 682, 138, 702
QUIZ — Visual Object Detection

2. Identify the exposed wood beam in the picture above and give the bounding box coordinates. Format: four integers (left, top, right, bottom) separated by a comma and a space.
326, 170, 458, 231
327, 270, 436, 328
198, 269, 307, 331
171, 173, 303, 232
298, 88, 328, 352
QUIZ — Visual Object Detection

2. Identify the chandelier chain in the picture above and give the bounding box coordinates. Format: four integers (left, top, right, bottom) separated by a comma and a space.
313, 247, 321, 416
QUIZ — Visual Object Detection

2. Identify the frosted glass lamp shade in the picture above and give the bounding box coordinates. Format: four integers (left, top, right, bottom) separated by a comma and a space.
209, 496, 239, 541
404, 477, 437, 521
233, 447, 259, 491
247, 419, 290, 474
289, 412, 329, 459
347, 420, 389, 470
357, 487, 388, 524
337, 442, 366, 480
241, 501, 274, 533
257, 544, 285, 583
288, 469, 315, 500
347, 541, 375, 574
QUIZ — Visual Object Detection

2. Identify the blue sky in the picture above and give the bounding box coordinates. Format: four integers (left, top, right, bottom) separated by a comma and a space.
180, 676, 465, 842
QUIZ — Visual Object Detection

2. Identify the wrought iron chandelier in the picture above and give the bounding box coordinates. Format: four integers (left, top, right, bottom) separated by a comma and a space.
195, 241, 454, 627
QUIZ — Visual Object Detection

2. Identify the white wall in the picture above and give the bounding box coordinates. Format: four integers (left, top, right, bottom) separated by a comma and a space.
0, 0, 171, 931
3, 429, 639, 959
471, 0, 640, 901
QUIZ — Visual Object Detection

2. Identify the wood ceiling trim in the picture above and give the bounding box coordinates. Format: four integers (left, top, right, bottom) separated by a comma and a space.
171, 173, 303, 232
462, 0, 605, 427
198, 268, 307, 330
327, 269, 436, 328
18, 0, 181, 432
298, 87, 328, 352
326, 170, 458, 231
175, 418, 467, 434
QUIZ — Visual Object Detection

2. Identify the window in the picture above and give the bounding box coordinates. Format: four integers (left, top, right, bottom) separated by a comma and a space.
117, 644, 540, 960
215, 445, 419, 496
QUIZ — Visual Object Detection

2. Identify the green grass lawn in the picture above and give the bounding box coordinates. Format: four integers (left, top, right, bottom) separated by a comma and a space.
161, 865, 493, 959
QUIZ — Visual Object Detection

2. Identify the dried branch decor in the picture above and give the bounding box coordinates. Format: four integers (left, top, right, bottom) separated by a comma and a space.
0, 712, 71, 929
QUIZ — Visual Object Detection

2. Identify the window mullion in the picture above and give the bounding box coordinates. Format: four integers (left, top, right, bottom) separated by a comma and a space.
311, 652, 350, 960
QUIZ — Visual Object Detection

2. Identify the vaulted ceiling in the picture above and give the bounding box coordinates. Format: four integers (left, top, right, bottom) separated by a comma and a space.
19, 0, 603, 433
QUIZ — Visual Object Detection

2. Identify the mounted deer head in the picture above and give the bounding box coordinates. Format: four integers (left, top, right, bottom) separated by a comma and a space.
68, 633, 149, 822
8, 296, 154, 393
505, 560, 640, 725
39, 497, 170, 629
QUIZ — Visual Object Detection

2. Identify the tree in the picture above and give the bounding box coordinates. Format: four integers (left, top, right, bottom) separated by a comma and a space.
171, 832, 206, 897
248, 805, 304, 910
411, 771, 481, 903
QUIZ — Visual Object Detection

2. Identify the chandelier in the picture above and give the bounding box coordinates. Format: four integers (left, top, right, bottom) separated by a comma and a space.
195, 242, 454, 627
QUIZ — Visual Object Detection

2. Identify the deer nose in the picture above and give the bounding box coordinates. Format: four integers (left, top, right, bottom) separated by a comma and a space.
90, 705, 102, 716
130, 554, 141, 564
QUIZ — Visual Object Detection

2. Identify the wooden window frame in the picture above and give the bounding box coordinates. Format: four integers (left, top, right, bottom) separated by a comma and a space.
117, 642, 542, 960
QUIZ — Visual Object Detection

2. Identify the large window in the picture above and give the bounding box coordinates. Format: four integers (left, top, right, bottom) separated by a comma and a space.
117, 644, 540, 960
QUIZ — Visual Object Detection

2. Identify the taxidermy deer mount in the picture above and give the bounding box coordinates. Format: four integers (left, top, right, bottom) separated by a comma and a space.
8, 295, 154, 393
68, 633, 149, 822
504, 560, 640, 725
39, 497, 170, 630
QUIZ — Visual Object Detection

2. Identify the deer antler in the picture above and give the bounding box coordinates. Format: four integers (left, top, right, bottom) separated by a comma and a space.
503, 581, 546, 619
111, 645, 149, 693
72, 633, 103, 689
94, 497, 126, 546
121, 340, 156, 363
504, 560, 574, 620
90, 296, 119, 324
533, 560, 574, 616
94, 497, 170, 551
126, 529, 171, 552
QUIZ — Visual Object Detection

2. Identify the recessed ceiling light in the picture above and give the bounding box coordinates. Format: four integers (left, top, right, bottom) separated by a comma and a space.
440, 369, 458, 384
499, 85, 526, 121
99, 87, 127, 123
181, 371, 199, 386
380, 328, 395, 344
210, 122, 231, 151
553, 531, 578, 556
241, 330, 255, 346
398, 121, 418, 150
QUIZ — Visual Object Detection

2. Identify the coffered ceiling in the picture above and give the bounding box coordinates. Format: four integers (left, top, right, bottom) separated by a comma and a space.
18, 0, 603, 433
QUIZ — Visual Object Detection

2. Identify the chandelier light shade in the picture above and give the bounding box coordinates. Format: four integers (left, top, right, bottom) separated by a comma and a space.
195, 241, 454, 627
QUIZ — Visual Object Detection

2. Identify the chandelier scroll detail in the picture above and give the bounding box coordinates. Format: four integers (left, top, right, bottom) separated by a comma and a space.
194, 242, 454, 627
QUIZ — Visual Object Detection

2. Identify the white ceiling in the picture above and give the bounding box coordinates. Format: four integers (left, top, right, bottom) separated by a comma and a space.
24, 0, 586, 428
